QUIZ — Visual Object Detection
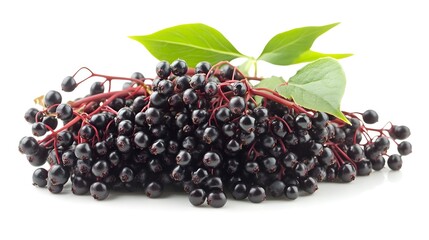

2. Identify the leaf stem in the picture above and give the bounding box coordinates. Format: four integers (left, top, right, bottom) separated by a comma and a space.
246, 76, 263, 81
253, 59, 258, 77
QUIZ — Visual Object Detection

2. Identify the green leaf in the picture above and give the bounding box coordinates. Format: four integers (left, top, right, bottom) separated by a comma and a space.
277, 58, 350, 123
129, 23, 247, 66
257, 23, 344, 65
237, 59, 253, 76
293, 50, 352, 64
254, 76, 286, 104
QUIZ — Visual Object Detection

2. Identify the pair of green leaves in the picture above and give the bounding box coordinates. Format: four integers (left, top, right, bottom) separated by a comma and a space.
129, 23, 351, 67
129, 23, 350, 123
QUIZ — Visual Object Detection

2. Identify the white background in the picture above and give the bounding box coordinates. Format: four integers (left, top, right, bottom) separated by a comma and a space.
0, 0, 427, 239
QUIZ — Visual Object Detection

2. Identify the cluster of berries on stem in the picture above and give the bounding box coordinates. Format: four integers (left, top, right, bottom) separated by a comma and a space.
19, 59, 412, 207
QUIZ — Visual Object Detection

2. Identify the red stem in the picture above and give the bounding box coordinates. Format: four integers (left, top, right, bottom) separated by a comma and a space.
70, 88, 145, 108
333, 145, 357, 170
250, 88, 309, 115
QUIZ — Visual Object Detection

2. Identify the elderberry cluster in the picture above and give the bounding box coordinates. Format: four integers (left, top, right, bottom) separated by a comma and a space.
19, 60, 412, 207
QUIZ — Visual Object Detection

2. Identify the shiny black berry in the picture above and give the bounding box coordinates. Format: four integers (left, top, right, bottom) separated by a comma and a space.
170, 59, 188, 76
387, 154, 402, 170
156, 61, 171, 79
189, 188, 206, 206
362, 109, 378, 124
